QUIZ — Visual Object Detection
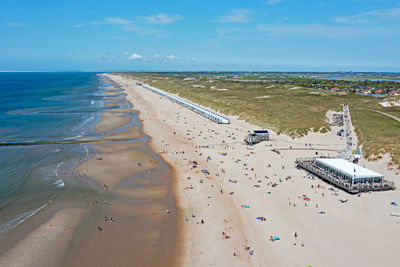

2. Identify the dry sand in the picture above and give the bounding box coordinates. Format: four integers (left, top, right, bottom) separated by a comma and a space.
254, 95, 270, 99
107, 73, 400, 267
379, 100, 400, 107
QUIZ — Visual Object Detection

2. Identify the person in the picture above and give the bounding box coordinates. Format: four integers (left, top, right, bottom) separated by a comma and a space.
294, 232, 298, 238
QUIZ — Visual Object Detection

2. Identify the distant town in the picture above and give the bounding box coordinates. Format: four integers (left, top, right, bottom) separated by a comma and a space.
143, 71, 400, 97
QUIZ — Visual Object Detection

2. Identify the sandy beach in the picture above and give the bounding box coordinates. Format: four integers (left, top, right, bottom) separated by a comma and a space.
106, 73, 400, 267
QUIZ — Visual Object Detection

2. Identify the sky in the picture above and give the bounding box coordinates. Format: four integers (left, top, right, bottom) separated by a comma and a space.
1, 0, 400, 72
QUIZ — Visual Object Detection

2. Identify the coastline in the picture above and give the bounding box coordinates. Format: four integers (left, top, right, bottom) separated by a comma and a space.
61, 74, 178, 267
0, 71, 397, 266
107, 73, 400, 267
0, 73, 179, 267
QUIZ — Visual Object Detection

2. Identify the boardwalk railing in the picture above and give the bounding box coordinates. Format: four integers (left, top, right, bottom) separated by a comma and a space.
137, 82, 230, 124
296, 158, 395, 194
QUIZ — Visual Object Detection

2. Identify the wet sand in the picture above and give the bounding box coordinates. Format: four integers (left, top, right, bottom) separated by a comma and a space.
94, 112, 132, 133
75, 142, 160, 189
0, 208, 86, 267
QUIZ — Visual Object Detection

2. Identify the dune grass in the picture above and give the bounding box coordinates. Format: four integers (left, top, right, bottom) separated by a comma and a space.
351, 108, 400, 169
121, 73, 400, 169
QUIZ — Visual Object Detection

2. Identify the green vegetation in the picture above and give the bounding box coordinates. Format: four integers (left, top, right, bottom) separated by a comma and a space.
351, 109, 400, 169
120, 73, 400, 169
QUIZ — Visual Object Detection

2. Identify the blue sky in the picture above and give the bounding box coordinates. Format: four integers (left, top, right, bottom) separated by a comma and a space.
1, 0, 400, 71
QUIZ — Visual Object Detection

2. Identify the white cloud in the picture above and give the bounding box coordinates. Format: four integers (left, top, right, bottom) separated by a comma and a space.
153, 54, 161, 59
123, 51, 129, 56
184, 57, 197, 63
93, 17, 158, 35
267, 0, 282, 5
214, 9, 251, 23
334, 7, 400, 24
144, 13, 183, 25
216, 27, 241, 37
122, 24, 157, 35
257, 24, 399, 38
106, 17, 132, 25
6, 22, 28, 27
166, 55, 177, 60
128, 53, 143, 60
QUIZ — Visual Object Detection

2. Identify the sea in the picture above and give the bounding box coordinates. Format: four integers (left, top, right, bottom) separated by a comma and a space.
0, 72, 114, 238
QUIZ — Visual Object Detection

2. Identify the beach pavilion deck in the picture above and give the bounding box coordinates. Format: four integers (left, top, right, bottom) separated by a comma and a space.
296, 157, 395, 194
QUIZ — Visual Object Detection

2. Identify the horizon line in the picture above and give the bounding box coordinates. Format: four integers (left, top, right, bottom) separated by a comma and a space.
2, 70, 400, 74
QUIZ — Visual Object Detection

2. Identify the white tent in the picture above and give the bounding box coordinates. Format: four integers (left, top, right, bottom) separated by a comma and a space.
315, 158, 383, 181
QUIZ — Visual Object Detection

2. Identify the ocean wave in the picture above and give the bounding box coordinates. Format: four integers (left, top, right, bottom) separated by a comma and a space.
0, 203, 48, 239
63, 134, 83, 141
55, 161, 64, 177
82, 144, 89, 156
72, 113, 95, 133
53, 179, 64, 188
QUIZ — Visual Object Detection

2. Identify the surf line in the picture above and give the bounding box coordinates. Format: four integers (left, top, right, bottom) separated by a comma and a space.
0, 138, 139, 147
